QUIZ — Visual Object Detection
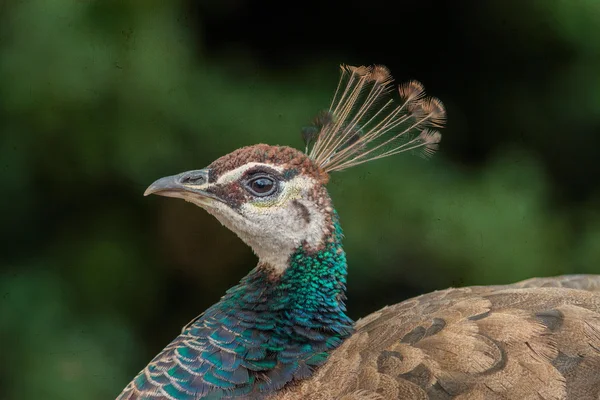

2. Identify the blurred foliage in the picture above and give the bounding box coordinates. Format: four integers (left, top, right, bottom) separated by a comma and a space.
0, 1, 599, 399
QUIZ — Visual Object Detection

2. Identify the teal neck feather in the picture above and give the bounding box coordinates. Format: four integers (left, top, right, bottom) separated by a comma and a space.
129, 211, 354, 399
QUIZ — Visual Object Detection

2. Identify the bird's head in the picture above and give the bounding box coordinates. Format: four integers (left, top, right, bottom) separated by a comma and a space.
145, 144, 334, 273
145, 65, 445, 274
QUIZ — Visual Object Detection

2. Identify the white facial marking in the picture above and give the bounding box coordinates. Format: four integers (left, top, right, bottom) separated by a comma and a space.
196, 173, 328, 274
175, 163, 284, 194
240, 175, 326, 273
216, 162, 285, 185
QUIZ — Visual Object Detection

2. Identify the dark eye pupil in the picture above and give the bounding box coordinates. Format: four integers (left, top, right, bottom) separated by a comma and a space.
251, 178, 273, 193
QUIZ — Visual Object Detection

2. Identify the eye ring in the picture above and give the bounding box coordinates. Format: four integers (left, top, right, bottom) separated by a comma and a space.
245, 175, 277, 197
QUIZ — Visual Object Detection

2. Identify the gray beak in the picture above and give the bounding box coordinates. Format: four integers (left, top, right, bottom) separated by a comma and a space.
144, 169, 220, 201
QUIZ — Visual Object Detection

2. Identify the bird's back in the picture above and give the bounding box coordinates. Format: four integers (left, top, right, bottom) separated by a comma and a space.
275, 274, 600, 400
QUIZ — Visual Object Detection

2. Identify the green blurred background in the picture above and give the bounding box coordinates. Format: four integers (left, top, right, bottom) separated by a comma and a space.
1, 1, 599, 398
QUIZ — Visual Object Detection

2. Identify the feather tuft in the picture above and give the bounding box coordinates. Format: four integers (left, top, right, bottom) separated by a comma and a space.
301, 127, 319, 152
343, 64, 371, 77
398, 80, 426, 103
415, 129, 442, 159
305, 65, 446, 173
370, 65, 393, 85
409, 97, 446, 128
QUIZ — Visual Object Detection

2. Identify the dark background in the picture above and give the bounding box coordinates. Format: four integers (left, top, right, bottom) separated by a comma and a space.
1, 1, 599, 398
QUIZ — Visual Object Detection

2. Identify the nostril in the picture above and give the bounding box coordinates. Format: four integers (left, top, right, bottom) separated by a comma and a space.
180, 171, 208, 185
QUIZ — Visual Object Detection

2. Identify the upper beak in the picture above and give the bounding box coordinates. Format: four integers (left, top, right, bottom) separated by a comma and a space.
144, 169, 221, 202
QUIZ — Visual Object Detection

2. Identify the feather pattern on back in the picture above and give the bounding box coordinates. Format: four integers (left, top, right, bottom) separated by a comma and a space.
274, 275, 600, 399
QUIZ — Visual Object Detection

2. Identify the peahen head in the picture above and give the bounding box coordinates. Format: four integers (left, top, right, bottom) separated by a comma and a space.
144, 144, 334, 275
144, 65, 445, 277
121, 65, 446, 399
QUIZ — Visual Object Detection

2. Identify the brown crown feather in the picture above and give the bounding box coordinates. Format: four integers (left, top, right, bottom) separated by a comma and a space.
208, 144, 330, 184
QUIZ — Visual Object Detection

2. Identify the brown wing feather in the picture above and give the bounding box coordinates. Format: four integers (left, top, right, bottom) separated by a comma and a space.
273, 275, 600, 400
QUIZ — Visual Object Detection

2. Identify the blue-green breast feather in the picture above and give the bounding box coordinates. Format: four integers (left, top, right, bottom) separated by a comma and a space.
118, 217, 353, 399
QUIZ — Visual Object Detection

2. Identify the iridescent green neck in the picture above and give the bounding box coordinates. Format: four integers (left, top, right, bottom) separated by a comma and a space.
126, 212, 354, 399
218, 211, 350, 321
183, 211, 354, 396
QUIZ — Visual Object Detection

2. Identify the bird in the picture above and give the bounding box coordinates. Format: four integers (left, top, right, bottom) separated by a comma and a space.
117, 65, 600, 400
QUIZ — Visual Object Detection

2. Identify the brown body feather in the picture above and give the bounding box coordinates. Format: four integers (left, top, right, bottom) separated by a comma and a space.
273, 275, 600, 400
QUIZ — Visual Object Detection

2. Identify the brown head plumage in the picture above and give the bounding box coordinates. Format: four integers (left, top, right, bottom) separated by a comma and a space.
208, 144, 329, 184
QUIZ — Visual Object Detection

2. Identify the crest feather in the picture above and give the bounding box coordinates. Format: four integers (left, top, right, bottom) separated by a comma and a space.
303, 64, 446, 172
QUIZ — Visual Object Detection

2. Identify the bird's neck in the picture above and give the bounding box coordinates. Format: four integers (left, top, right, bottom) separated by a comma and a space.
215, 212, 353, 338
192, 212, 354, 393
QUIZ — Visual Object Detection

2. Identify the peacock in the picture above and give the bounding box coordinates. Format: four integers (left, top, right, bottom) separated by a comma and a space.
118, 65, 600, 399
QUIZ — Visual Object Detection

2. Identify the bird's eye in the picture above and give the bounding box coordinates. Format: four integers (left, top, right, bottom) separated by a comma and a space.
246, 176, 277, 197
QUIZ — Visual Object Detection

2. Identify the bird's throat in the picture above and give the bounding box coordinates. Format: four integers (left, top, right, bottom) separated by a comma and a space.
224, 212, 352, 331
187, 212, 354, 394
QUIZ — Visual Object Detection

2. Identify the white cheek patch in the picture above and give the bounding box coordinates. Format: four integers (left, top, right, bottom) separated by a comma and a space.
216, 162, 285, 186
248, 179, 301, 209
237, 175, 328, 273
186, 172, 329, 275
